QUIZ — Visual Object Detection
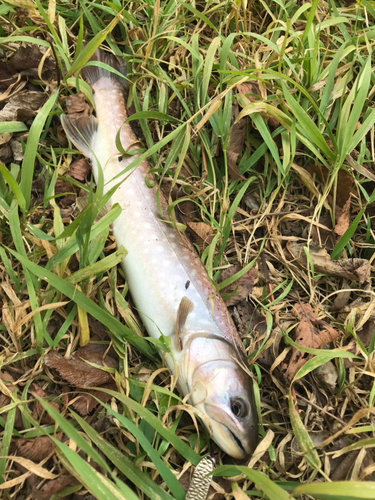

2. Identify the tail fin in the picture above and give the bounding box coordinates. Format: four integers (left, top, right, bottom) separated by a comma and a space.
81, 48, 127, 88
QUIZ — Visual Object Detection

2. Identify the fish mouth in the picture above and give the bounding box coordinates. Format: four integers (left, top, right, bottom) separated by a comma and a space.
228, 427, 248, 459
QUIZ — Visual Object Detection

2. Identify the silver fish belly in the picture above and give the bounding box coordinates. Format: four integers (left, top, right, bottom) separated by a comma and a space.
61, 49, 258, 459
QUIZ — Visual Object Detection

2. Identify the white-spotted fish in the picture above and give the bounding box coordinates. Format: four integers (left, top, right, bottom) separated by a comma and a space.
61, 49, 258, 459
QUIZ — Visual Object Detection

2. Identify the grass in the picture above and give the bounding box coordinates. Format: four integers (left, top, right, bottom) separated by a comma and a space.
1, 0, 375, 498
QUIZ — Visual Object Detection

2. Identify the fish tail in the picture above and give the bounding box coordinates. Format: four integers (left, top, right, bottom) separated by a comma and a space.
81, 48, 127, 89
61, 49, 127, 155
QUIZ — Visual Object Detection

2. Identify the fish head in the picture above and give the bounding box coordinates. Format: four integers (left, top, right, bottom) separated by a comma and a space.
191, 358, 258, 459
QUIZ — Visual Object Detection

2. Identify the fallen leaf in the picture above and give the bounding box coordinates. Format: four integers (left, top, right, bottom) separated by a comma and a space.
226, 104, 246, 180
67, 157, 91, 182
45, 344, 118, 388
219, 264, 255, 307
287, 241, 371, 283
55, 175, 77, 208
32, 474, 79, 500
336, 169, 354, 208
9, 45, 55, 74
31, 384, 59, 424
331, 288, 351, 311
310, 215, 335, 250
0, 60, 17, 91
0, 91, 47, 158
282, 303, 340, 381
238, 81, 262, 104
71, 382, 116, 416
65, 93, 90, 118
16, 433, 63, 462
186, 221, 214, 250
334, 196, 351, 237
307, 165, 353, 208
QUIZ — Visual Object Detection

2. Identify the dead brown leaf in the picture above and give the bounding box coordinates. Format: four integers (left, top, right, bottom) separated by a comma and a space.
226, 103, 246, 180
307, 165, 353, 210
67, 157, 92, 182
288, 241, 371, 284
65, 93, 90, 118
334, 196, 351, 237
9, 45, 55, 74
282, 303, 340, 381
45, 344, 118, 388
238, 81, 261, 104
186, 221, 214, 250
32, 474, 79, 500
71, 382, 116, 416
310, 215, 335, 250
31, 384, 59, 424
336, 169, 354, 208
218, 264, 255, 307
16, 433, 63, 462
0, 61, 17, 91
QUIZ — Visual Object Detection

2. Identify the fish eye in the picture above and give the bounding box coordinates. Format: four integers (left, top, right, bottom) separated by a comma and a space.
231, 398, 247, 418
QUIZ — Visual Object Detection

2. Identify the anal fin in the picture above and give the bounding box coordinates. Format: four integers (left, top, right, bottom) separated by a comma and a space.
61, 114, 98, 158
175, 296, 194, 352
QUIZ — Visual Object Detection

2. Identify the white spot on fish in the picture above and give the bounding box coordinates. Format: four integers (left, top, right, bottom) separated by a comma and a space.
144, 223, 151, 229
134, 211, 141, 217
127, 188, 135, 195
156, 246, 164, 253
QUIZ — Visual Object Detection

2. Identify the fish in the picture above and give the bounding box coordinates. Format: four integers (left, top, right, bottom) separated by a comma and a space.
61, 49, 258, 459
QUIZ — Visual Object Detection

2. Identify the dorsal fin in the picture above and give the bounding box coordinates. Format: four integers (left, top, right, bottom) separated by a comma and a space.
61, 114, 98, 158
175, 296, 194, 352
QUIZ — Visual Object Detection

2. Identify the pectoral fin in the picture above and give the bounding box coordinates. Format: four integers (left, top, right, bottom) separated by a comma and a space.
61, 114, 98, 158
175, 296, 194, 352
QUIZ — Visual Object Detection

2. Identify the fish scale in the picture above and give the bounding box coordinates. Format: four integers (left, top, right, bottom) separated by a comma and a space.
61, 48, 258, 459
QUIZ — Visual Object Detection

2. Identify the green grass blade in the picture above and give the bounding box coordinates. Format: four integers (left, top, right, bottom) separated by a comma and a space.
331, 208, 365, 260
66, 246, 127, 285
81, 401, 185, 500
37, 399, 112, 472
0, 162, 26, 211
9, 203, 44, 347
281, 81, 335, 161
71, 410, 175, 500
0, 391, 16, 484
289, 390, 321, 470
93, 387, 201, 465
294, 481, 375, 499
20, 92, 59, 210
55, 441, 127, 500
67, 15, 120, 77
201, 37, 220, 105
0, 122, 28, 133
46, 204, 121, 270
7, 247, 156, 359
212, 465, 290, 500
251, 113, 284, 175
